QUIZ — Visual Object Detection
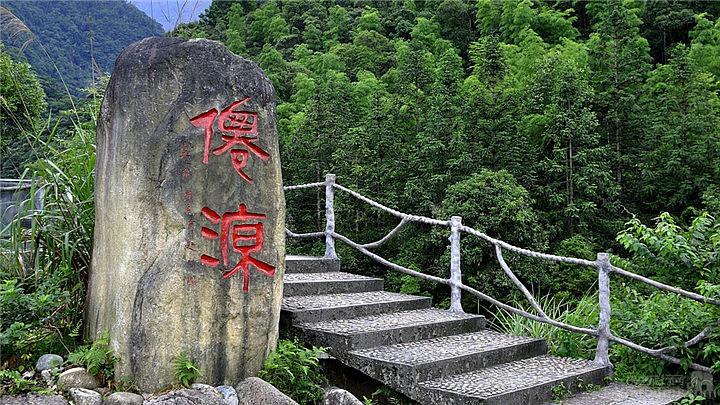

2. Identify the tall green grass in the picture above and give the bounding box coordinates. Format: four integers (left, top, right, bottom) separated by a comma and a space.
0, 87, 98, 369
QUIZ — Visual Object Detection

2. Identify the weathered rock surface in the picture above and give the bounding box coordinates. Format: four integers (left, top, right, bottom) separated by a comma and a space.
0, 395, 68, 405
85, 37, 285, 391
69, 388, 102, 405
145, 386, 227, 405
235, 377, 298, 405
216, 385, 239, 405
321, 388, 363, 405
104, 391, 145, 405
56, 367, 100, 390
36, 354, 63, 371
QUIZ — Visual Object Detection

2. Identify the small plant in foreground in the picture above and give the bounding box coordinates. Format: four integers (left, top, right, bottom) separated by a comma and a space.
0, 369, 40, 395
370, 385, 414, 405
680, 393, 707, 405
67, 331, 118, 384
258, 338, 328, 404
551, 382, 571, 402
173, 351, 201, 388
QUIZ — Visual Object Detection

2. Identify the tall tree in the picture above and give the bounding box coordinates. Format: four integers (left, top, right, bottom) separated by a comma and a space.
587, 0, 651, 199
639, 45, 720, 214
525, 53, 617, 240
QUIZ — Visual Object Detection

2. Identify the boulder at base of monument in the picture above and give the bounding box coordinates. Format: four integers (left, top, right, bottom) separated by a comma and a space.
85, 37, 285, 391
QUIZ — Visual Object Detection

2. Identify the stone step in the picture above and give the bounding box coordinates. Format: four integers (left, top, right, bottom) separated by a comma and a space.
286, 255, 339, 273
292, 308, 485, 355
282, 291, 432, 323
556, 382, 686, 405
283, 272, 384, 296
346, 330, 547, 388
415, 355, 610, 405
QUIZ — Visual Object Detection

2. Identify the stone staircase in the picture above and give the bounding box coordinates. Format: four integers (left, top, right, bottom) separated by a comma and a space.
281, 256, 611, 404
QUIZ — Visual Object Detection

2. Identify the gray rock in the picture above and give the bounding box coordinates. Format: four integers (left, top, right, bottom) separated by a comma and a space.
0, 394, 68, 405
85, 36, 285, 392
103, 392, 145, 405
69, 388, 102, 405
144, 387, 226, 405
191, 383, 218, 392
321, 388, 363, 405
41, 369, 54, 386
216, 385, 238, 405
36, 354, 63, 371
56, 367, 100, 390
235, 377, 298, 405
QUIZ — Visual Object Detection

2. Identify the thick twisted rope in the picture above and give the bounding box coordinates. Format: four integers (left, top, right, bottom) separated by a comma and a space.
333, 184, 450, 226
284, 178, 720, 373
283, 182, 324, 191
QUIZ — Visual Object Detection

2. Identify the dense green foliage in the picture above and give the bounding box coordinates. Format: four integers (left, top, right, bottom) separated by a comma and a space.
2, 0, 720, 395
258, 339, 328, 404
0, 81, 98, 370
494, 212, 720, 384
1, 0, 163, 97
178, 0, 720, 384
0, 47, 47, 176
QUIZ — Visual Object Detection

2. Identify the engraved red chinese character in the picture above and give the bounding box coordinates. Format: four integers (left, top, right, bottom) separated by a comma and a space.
199, 204, 276, 292
189, 98, 269, 183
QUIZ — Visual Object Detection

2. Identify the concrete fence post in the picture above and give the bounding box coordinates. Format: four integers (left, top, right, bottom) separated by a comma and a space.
449, 216, 464, 313
324, 174, 338, 259
594, 252, 613, 369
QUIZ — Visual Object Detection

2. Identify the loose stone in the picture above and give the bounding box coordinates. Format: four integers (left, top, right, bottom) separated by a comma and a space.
56, 367, 100, 390
103, 392, 145, 405
235, 377, 298, 405
321, 387, 363, 405
69, 388, 102, 405
36, 354, 63, 371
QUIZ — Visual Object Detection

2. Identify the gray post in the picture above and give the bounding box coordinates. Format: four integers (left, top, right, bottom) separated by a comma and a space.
449, 216, 463, 313
594, 252, 613, 368
324, 174, 338, 259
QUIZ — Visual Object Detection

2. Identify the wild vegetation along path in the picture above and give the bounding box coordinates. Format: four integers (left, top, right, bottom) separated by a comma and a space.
282, 255, 674, 405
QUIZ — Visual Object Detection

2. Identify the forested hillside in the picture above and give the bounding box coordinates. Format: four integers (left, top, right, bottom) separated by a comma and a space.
178, 0, 720, 278
1, 0, 163, 97
2, 0, 719, 390
173, 2, 720, 379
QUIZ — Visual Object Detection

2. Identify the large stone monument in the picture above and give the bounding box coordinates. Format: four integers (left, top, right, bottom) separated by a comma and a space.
85, 37, 285, 391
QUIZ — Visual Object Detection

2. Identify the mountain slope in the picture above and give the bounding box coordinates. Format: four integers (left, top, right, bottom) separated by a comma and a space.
1, 0, 164, 95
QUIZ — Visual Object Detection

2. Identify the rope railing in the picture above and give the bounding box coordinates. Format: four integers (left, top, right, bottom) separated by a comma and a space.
283, 174, 719, 374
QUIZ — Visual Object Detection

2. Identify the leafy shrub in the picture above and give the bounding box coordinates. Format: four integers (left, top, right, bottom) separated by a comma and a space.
546, 285, 719, 384
616, 212, 720, 290
172, 352, 202, 388
0, 369, 43, 395
67, 331, 118, 384
435, 170, 551, 301
258, 339, 328, 404
0, 83, 98, 369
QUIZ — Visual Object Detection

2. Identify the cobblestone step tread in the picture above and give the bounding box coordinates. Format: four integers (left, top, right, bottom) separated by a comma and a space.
296, 308, 481, 335
556, 383, 686, 405
285, 255, 340, 273
284, 272, 382, 283
349, 330, 542, 366
282, 291, 429, 312
418, 355, 606, 400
